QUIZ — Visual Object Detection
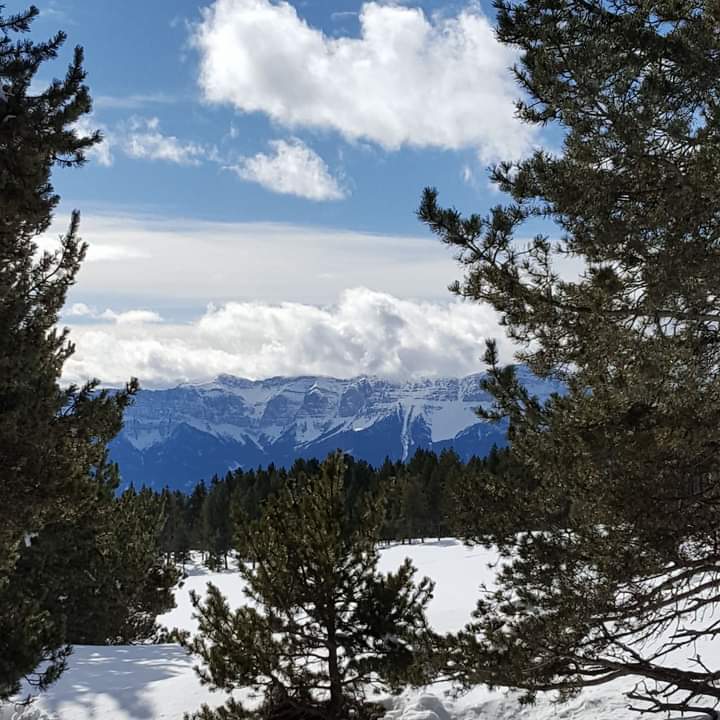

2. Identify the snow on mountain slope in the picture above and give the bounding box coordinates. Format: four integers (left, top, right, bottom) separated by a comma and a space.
9, 540, 689, 720
119, 374, 484, 454
110, 370, 561, 490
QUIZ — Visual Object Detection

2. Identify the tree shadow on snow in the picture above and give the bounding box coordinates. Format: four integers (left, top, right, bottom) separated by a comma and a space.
39, 644, 192, 720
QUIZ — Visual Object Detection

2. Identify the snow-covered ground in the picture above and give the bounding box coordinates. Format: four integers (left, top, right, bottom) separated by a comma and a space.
5, 541, 657, 719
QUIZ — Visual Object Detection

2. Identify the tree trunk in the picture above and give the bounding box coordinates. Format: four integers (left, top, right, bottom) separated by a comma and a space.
326, 614, 343, 718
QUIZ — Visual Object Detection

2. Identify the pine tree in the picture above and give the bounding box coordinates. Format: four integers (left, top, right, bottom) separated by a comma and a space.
419, 0, 720, 716
203, 477, 232, 570
447, 446, 549, 544
405, 450, 439, 541
398, 474, 431, 543
182, 452, 436, 720
12, 480, 178, 647
230, 480, 256, 566
164, 489, 191, 568
379, 473, 403, 545
0, 5, 139, 699
433, 449, 461, 540
188, 479, 208, 559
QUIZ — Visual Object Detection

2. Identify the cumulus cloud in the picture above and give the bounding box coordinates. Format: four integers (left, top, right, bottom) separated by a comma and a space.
230, 139, 345, 200
193, 0, 534, 160
77, 115, 343, 201
74, 115, 212, 167
62, 288, 510, 387
123, 116, 207, 165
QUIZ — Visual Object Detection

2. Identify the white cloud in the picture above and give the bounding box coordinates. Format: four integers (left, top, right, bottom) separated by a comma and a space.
42, 212, 464, 306
93, 93, 177, 110
75, 115, 212, 167
461, 164, 475, 185
73, 115, 114, 166
84, 243, 151, 262
39, 1, 74, 25
91, 136, 114, 167
78, 116, 345, 202
100, 309, 164, 324
36, 227, 149, 264
230, 139, 345, 200
193, 0, 533, 160
46, 212, 582, 313
62, 288, 510, 387
62, 303, 163, 324
67, 302, 95, 317
123, 116, 206, 165
330, 10, 357, 21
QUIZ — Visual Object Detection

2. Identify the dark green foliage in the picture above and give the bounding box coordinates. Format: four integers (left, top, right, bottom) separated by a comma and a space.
11, 480, 179, 647
418, 0, 720, 716
446, 445, 559, 545
203, 477, 232, 570
0, 5, 175, 700
0, 6, 108, 574
187, 480, 209, 556
152, 449, 525, 567
398, 476, 430, 543
69, 484, 179, 643
426, 451, 455, 540
181, 453, 436, 720
160, 489, 192, 567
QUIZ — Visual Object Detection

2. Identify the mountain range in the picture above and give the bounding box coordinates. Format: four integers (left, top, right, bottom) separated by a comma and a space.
109, 369, 560, 491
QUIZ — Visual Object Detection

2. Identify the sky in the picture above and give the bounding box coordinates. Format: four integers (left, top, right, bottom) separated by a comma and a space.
16, 0, 560, 387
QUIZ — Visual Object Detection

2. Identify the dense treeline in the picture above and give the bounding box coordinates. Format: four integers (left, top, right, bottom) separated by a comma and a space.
150, 446, 538, 570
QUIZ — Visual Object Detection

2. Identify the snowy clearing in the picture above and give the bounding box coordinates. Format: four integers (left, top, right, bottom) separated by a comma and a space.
5, 540, 676, 720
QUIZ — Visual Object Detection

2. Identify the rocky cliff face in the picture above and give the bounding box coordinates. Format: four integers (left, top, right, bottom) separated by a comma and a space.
110, 369, 559, 490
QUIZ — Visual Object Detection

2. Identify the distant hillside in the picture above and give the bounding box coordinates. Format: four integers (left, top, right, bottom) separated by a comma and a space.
110, 369, 561, 490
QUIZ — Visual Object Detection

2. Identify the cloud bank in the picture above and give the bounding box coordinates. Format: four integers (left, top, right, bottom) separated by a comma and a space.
193, 0, 534, 160
41, 213, 462, 306
62, 288, 510, 388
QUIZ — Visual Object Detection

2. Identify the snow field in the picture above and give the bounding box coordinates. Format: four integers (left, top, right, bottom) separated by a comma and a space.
6, 540, 675, 720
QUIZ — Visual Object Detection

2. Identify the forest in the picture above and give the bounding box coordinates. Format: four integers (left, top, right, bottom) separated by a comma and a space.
139, 446, 534, 570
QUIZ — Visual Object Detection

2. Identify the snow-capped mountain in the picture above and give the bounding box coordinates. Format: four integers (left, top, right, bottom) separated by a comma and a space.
110, 369, 560, 491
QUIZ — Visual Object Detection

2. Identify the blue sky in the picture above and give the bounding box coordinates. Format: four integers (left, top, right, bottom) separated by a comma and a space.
33, 0, 521, 230
15, 0, 559, 386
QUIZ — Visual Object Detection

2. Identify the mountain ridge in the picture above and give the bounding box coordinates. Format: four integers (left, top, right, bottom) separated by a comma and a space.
109, 369, 560, 491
